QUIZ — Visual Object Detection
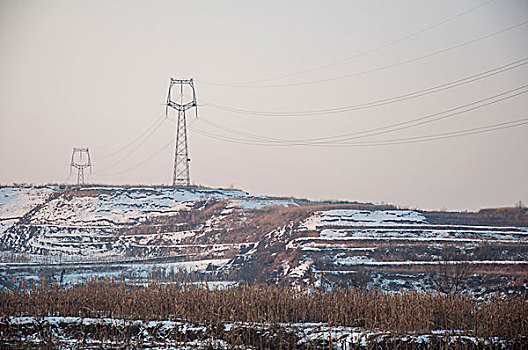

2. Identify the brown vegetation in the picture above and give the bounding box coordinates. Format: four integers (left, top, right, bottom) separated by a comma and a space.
1, 279, 526, 341
424, 206, 528, 227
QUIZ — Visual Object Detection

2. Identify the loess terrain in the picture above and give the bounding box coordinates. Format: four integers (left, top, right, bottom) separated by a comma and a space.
1, 185, 528, 348
0, 184, 527, 297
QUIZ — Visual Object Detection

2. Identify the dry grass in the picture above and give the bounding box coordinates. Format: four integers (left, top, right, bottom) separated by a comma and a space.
425, 206, 528, 227
1, 279, 526, 341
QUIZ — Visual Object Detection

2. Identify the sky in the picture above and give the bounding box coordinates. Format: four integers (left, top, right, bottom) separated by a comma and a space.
1, 0, 527, 211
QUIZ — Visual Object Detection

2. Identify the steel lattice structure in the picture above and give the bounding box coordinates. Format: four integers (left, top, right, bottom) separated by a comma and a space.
165, 78, 197, 187
70, 148, 92, 186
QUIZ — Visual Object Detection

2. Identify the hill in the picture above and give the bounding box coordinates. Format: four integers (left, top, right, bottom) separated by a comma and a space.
1, 185, 527, 298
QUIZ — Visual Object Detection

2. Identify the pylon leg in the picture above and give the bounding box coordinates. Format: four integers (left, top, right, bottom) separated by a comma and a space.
173, 110, 190, 186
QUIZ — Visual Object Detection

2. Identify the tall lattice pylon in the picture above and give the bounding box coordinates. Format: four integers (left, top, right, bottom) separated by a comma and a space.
70, 148, 92, 186
165, 78, 198, 187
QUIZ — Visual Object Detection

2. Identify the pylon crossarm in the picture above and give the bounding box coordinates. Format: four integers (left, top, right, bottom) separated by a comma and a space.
170, 78, 193, 84
167, 100, 196, 112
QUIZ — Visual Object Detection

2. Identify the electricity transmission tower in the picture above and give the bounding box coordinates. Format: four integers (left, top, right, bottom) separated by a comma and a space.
70, 148, 92, 186
165, 78, 198, 187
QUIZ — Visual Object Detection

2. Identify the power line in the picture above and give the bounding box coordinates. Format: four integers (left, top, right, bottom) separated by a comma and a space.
319, 87, 528, 144
95, 116, 165, 160
195, 84, 528, 144
92, 115, 199, 179
190, 118, 528, 148
94, 117, 167, 173
198, 57, 528, 117
92, 138, 174, 177
199, 19, 528, 88
93, 113, 163, 152
205, 0, 496, 86
87, 86, 527, 176
346, 118, 528, 146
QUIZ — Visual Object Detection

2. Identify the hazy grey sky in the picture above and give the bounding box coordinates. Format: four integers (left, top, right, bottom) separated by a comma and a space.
1, 0, 527, 211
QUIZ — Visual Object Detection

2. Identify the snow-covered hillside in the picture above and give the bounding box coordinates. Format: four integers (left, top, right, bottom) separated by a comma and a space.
1, 185, 527, 296
1, 186, 250, 228
0, 186, 293, 257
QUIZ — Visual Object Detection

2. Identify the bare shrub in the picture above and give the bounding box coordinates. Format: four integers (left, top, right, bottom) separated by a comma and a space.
429, 246, 472, 295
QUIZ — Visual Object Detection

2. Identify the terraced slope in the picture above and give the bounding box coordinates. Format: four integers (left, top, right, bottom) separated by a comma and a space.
0, 186, 294, 257
0, 185, 527, 297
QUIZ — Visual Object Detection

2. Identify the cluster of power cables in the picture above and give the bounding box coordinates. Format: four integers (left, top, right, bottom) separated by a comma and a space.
90, 0, 527, 177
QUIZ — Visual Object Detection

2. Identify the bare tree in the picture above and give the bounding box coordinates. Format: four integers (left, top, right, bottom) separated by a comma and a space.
430, 246, 472, 295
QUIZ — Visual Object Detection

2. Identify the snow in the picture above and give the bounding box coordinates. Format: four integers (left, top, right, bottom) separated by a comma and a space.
319, 227, 528, 241
136, 230, 197, 244
2, 186, 527, 291
300, 210, 427, 230
232, 198, 298, 209
334, 255, 372, 265
0, 185, 270, 258
286, 210, 528, 285
149, 258, 230, 272
10, 186, 253, 228
0, 219, 17, 235
319, 260, 528, 267
4, 317, 507, 349
292, 235, 524, 244
0, 186, 55, 219
0, 187, 55, 234
289, 260, 313, 278
0, 257, 231, 285
300, 246, 376, 252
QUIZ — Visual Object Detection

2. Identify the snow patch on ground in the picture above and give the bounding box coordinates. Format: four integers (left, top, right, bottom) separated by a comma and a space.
289, 260, 313, 279
0, 187, 55, 219
300, 210, 427, 230
1, 258, 231, 285
232, 198, 298, 209
3, 317, 510, 349
319, 227, 527, 241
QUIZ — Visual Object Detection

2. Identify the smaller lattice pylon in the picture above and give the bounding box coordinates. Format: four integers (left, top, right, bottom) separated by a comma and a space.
70, 148, 92, 186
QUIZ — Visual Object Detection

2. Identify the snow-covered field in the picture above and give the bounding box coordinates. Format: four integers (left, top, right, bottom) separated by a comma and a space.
3, 316, 513, 350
